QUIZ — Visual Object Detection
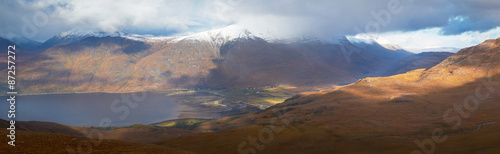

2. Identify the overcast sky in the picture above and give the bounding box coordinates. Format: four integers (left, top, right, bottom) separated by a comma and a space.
1, 0, 499, 52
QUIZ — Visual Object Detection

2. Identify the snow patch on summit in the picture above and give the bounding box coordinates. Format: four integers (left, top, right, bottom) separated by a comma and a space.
168, 25, 256, 44
55, 30, 156, 41
346, 35, 405, 51
166, 24, 319, 44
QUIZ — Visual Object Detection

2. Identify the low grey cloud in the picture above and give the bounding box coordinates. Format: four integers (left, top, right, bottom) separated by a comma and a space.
0, 0, 499, 42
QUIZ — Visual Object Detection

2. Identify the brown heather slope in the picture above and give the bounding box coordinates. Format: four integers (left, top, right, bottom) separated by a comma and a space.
155, 38, 500, 153
0, 119, 198, 153
0, 129, 195, 154
5, 34, 413, 94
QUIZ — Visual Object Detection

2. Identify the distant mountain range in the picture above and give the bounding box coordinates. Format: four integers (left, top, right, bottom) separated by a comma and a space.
1, 26, 454, 93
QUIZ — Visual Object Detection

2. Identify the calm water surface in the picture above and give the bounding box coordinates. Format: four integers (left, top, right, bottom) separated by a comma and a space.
1, 92, 185, 127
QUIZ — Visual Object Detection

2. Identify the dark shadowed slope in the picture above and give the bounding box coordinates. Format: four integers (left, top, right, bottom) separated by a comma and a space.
385, 52, 454, 75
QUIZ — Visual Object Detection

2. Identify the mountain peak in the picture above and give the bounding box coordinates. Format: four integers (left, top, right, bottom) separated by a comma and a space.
455, 37, 500, 56
169, 25, 256, 43
477, 37, 500, 49
41, 30, 154, 49
346, 35, 407, 51
55, 31, 145, 39
168, 24, 324, 44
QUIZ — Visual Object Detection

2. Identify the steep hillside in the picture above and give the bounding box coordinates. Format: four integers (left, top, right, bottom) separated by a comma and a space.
156, 38, 500, 153
205, 39, 412, 88
0, 119, 199, 145
0, 129, 194, 154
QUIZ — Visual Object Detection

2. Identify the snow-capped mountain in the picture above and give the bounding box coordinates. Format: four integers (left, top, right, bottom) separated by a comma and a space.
41, 25, 410, 50
167, 24, 320, 45
170, 25, 255, 43
39, 30, 154, 49
39, 25, 413, 54
346, 35, 406, 51
167, 25, 258, 49
42, 26, 259, 48
39, 31, 96, 49
41, 25, 320, 49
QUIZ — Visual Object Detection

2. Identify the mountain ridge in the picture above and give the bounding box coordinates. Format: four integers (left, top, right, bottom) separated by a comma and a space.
7, 28, 417, 94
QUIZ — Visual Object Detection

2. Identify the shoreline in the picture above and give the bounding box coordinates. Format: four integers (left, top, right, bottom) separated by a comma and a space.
0, 117, 214, 128
0, 90, 176, 96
